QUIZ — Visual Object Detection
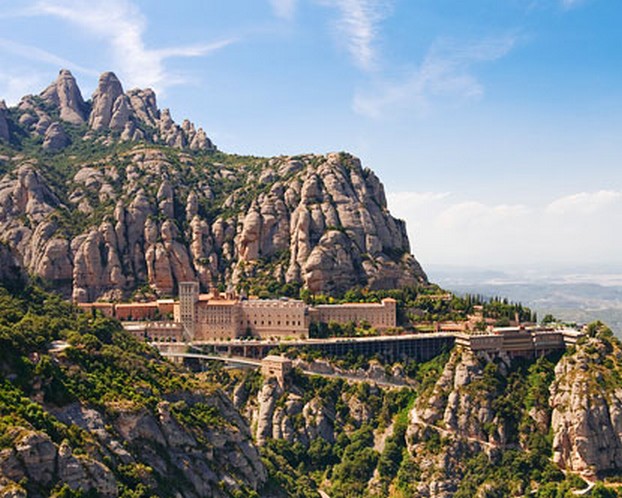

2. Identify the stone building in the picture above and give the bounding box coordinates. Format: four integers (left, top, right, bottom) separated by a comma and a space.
172, 283, 397, 341
241, 299, 308, 339
78, 299, 175, 321
195, 296, 240, 341
261, 355, 293, 385
455, 326, 583, 358
309, 298, 397, 330
81, 282, 398, 342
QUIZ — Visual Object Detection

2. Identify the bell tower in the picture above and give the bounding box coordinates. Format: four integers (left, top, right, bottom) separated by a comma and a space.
179, 281, 199, 341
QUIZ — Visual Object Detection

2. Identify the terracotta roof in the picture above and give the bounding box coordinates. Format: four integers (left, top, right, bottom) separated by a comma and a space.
116, 302, 158, 308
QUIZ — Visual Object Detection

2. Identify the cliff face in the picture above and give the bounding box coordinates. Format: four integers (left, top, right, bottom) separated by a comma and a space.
550, 331, 622, 478
234, 360, 405, 448
0, 70, 427, 299
0, 394, 265, 498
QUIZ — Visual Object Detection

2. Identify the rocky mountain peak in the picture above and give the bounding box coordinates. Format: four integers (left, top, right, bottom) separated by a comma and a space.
40, 69, 87, 125
2, 69, 215, 152
88, 71, 126, 131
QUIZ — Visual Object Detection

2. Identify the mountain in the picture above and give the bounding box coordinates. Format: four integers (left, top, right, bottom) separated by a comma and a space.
0, 69, 426, 301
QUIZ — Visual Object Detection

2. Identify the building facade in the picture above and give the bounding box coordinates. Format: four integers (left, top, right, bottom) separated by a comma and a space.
81, 282, 398, 342
309, 298, 397, 330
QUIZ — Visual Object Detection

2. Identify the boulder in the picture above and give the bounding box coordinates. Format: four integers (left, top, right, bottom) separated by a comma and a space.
42, 122, 69, 151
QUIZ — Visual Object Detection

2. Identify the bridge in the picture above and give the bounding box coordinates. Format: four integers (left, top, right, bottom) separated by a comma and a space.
154, 332, 456, 364
160, 351, 261, 367
159, 349, 414, 388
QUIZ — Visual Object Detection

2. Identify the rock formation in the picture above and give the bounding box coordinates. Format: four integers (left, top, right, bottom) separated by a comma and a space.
0, 290, 268, 497
0, 431, 117, 497
0, 100, 9, 141
0, 142, 426, 301
6, 69, 214, 153
550, 333, 622, 478
238, 373, 384, 448
40, 69, 88, 125
89, 71, 125, 131
42, 122, 69, 151
0, 70, 425, 300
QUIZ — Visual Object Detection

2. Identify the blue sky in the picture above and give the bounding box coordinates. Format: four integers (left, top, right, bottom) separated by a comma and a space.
0, 0, 620, 270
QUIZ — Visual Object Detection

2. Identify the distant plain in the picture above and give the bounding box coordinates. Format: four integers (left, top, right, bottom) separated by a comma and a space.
429, 264, 622, 336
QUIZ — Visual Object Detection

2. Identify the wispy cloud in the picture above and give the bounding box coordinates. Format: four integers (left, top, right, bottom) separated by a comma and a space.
0, 38, 97, 76
560, 0, 586, 9
318, 0, 391, 71
270, 0, 297, 20
353, 34, 518, 117
26, 0, 235, 93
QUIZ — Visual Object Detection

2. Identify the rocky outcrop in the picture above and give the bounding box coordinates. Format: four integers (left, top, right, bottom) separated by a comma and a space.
0, 146, 426, 300
550, 335, 622, 478
408, 350, 509, 447
0, 430, 117, 497
5, 70, 214, 152
40, 69, 87, 125
0, 100, 9, 141
42, 122, 69, 151
285, 153, 425, 293
84, 71, 214, 150
241, 372, 392, 449
401, 350, 519, 497
89, 71, 125, 131
0, 391, 266, 498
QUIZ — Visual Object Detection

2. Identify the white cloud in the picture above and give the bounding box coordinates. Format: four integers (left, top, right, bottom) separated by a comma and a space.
546, 190, 622, 215
353, 34, 517, 117
387, 190, 622, 267
270, 0, 297, 20
27, 0, 235, 94
436, 201, 530, 229
318, 0, 391, 71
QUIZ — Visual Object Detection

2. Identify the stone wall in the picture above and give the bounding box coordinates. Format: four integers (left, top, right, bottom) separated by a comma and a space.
311, 298, 396, 330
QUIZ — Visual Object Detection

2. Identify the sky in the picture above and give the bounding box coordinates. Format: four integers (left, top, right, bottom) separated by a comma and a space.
0, 0, 620, 272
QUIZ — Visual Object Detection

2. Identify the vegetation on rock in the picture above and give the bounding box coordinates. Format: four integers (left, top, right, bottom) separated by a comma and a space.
0, 283, 266, 497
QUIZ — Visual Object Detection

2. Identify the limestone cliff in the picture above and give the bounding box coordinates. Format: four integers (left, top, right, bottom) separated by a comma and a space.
0, 71, 427, 299
550, 326, 622, 478
236, 374, 365, 447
